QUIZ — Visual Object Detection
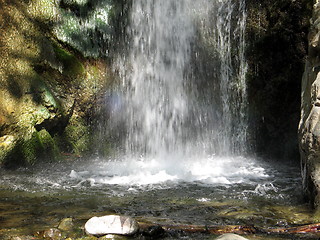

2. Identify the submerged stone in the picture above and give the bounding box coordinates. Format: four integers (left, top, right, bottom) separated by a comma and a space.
99, 234, 129, 240
85, 215, 139, 236
36, 228, 62, 240
214, 233, 249, 240
58, 217, 74, 231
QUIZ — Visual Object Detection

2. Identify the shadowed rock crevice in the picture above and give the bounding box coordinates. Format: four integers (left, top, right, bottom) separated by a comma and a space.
246, 0, 312, 161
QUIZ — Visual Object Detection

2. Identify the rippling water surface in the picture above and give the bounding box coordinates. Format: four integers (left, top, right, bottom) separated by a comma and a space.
0, 156, 316, 239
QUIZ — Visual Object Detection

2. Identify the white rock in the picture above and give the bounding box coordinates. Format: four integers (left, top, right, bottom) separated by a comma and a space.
215, 233, 249, 240
85, 215, 139, 236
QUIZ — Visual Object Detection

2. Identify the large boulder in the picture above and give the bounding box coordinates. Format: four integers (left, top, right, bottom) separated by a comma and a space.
299, 1, 320, 208
85, 215, 139, 236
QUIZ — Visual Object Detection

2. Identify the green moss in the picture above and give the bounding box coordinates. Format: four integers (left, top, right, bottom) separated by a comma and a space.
65, 121, 91, 155
38, 129, 61, 161
53, 44, 85, 77
21, 131, 43, 165
4, 130, 61, 166
55, 117, 92, 156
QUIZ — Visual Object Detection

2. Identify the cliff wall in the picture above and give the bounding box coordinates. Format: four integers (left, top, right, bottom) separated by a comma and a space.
299, 0, 320, 208
0, 0, 114, 167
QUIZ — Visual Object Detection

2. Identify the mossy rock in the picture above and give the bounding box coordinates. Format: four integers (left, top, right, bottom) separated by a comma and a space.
38, 129, 61, 161
28, 0, 59, 24
0, 135, 19, 166
30, 75, 60, 109
20, 131, 44, 165
54, 116, 92, 156
2, 129, 61, 167
74, 237, 97, 240
21, 129, 60, 164
53, 44, 85, 78
65, 120, 91, 155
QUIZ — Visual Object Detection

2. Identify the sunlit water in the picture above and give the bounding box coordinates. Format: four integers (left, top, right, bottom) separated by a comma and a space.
0, 157, 316, 239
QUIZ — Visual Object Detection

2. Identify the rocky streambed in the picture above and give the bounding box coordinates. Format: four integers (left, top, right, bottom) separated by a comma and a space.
0, 159, 319, 240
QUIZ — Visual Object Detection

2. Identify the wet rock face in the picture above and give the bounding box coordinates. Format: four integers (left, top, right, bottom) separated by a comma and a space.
0, 0, 112, 167
299, 1, 320, 208
85, 215, 139, 236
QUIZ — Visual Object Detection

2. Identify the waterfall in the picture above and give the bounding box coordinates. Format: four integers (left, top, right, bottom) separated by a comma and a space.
111, 0, 248, 160
87, 0, 260, 186
122, 0, 195, 158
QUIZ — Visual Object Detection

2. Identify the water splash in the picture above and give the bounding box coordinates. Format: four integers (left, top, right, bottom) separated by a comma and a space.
69, 156, 268, 187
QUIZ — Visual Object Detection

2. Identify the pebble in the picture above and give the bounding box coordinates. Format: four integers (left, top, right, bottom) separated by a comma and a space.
85, 215, 139, 236
215, 233, 249, 240
58, 218, 74, 231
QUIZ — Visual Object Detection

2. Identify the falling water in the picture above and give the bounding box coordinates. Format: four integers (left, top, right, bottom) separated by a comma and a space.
113, 0, 248, 159
122, 0, 194, 158
90, 0, 260, 186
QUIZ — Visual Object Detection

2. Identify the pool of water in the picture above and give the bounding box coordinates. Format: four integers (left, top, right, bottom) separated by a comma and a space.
0, 156, 318, 239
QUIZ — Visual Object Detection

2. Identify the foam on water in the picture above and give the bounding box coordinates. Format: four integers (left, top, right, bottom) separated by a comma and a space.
69, 156, 268, 187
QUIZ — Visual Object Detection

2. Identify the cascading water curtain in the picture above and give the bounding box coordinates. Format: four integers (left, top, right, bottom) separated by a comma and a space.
213, 0, 248, 155
111, 0, 248, 160
120, 0, 195, 159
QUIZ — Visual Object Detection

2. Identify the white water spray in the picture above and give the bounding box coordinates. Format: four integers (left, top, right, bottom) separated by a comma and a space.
121, 0, 194, 158
93, 0, 260, 186
116, 0, 248, 157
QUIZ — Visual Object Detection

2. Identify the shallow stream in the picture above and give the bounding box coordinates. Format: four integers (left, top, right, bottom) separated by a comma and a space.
0, 156, 318, 239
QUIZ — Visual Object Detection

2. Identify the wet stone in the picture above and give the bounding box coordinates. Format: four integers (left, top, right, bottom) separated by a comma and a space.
58, 218, 74, 231
214, 233, 249, 240
36, 228, 62, 240
85, 215, 139, 236
10, 237, 37, 240
99, 234, 129, 240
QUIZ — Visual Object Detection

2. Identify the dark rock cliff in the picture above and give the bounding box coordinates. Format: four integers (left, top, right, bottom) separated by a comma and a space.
246, 0, 312, 161
299, 0, 320, 208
